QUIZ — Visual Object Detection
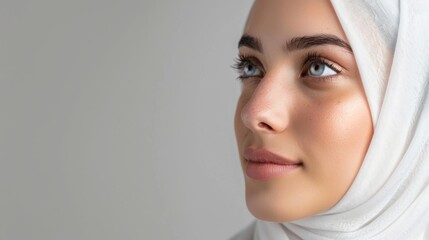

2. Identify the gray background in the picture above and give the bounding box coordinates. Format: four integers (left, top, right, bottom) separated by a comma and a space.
0, 0, 254, 239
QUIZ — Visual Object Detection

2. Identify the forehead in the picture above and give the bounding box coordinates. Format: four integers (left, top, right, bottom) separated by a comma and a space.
244, 0, 347, 43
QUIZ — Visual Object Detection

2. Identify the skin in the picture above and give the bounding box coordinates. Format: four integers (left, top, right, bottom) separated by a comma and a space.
234, 0, 374, 222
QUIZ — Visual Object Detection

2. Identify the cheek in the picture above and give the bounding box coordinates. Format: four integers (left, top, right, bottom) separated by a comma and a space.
234, 94, 250, 166
234, 91, 253, 145
298, 94, 373, 183
234, 96, 245, 143
234, 94, 252, 173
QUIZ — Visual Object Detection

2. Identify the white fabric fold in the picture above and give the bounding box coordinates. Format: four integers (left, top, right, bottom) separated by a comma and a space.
232, 0, 429, 239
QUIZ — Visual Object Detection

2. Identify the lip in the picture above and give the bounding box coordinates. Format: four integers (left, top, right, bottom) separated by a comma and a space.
243, 147, 302, 180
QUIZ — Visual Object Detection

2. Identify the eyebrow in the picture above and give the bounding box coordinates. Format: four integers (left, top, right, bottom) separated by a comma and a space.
238, 34, 263, 52
238, 34, 353, 53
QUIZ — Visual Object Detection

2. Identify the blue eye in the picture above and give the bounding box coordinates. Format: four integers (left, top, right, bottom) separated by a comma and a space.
302, 53, 342, 80
233, 56, 263, 80
241, 62, 262, 78
308, 62, 338, 77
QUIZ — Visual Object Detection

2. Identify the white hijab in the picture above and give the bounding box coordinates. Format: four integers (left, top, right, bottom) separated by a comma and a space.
232, 0, 429, 239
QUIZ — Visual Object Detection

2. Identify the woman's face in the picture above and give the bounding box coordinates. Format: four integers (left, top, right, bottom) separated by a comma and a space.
234, 0, 373, 222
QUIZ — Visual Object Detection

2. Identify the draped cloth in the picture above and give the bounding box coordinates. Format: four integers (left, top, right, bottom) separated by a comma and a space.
231, 1, 429, 239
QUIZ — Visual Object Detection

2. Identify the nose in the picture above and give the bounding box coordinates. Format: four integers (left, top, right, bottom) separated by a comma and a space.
241, 77, 290, 134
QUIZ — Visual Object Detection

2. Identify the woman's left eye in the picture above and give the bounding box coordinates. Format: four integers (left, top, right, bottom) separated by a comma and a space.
307, 62, 338, 77
301, 54, 342, 80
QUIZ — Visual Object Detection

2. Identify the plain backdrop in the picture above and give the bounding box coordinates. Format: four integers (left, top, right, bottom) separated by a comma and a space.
0, 0, 254, 239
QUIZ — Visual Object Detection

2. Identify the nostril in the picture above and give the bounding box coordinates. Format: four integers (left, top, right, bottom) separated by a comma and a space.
258, 122, 273, 131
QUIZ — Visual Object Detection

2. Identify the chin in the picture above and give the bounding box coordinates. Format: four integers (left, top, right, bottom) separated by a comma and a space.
246, 199, 304, 222
245, 186, 310, 222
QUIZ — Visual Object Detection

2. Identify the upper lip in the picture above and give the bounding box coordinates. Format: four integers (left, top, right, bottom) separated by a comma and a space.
243, 147, 301, 165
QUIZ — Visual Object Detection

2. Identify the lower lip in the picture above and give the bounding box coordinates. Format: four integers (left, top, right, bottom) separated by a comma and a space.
246, 161, 301, 180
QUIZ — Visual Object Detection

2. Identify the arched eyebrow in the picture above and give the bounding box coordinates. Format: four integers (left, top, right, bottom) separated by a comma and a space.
238, 34, 262, 52
238, 34, 353, 53
285, 34, 352, 53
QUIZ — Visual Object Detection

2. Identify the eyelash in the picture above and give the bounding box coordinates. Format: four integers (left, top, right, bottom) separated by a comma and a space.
231, 55, 264, 80
232, 52, 342, 82
300, 52, 342, 82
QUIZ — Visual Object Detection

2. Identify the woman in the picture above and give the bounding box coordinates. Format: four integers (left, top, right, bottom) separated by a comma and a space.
231, 0, 429, 239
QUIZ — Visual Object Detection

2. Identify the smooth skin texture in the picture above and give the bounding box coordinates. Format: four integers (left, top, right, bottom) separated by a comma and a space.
234, 0, 374, 222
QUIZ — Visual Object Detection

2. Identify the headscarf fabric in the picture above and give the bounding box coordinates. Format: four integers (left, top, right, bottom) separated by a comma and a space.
232, 0, 429, 239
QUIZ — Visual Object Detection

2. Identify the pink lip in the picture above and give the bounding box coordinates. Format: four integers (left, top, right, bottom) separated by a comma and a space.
243, 147, 302, 180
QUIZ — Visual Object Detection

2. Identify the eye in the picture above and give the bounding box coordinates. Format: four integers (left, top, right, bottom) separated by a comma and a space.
232, 56, 264, 80
308, 62, 337, 77
301, 53, 342, 81
241, 62, 262, 78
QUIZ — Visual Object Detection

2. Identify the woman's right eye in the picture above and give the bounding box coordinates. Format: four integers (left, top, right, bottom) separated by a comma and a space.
233, 56, 263, 80
240, 62, 262, 78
